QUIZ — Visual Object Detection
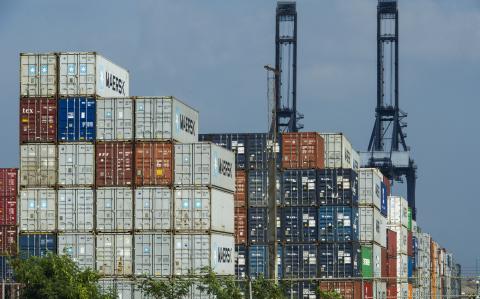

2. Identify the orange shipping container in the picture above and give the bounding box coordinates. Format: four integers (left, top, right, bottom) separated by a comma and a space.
408, 283, 413, 299
234, 207, 247, 244
135, 142, 173, 186
96, 142, 133, 186
282, 132, 324, 169
318, 281, 362, 299
235, 170, 246, 207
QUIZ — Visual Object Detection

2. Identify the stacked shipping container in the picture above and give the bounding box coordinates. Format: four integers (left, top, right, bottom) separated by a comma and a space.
0, 169, 17, 281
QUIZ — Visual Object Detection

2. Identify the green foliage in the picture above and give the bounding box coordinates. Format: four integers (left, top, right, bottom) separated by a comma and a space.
136, 276, 193, 299
10, 253, 114, 299
197, 267, 243, 299
317, 289, 343, 299
251, 274, 288, 299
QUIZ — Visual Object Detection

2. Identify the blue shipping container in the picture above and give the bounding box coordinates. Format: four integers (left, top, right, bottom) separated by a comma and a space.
281, 207, 317, 243
412, 236, 418, 270
282, 244, 317, 278
380, 182, 388, 216
248, 170, 280, 207
317, 169, 358, 205
247, 133, 268, 170
248, 245, 282, 278
282, 170, 317, 206
318, 242, 361, 278
58, 98, 96, 141
0, 257, 14, 281
19, 234, 57, 259
285, 281, 316, 299
235, 245, 247, 279
408, 256, 413, 278
248, 207, 268, 244
199, 133, 247, 169
318, 206, 359, 242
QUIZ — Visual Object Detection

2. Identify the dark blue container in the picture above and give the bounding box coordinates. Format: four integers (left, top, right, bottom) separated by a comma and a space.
247, 133, 269, 170
58, 98, 96, 141
19, 234, 57, 259
408, 256, 413, 278
0, 257, 14, 281
318, 242, 361, 278
199, 133, 247, 169
285, 281, 317, 299
248, 170, 280, 207
235, 245, 247, 279
380, 182, 388, 216
318, 206, 359, 242
282, 170, 317, 206
281, 207, 317, 243
248, 207, 268, 244
317, 169, 358, 205
248, 245, 282, 278
412, 236, 418, 270
282, 244, 317, 278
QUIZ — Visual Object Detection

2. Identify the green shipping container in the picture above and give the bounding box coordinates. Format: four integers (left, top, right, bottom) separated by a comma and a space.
361, 246, 373, 278
408, 208, 412, 231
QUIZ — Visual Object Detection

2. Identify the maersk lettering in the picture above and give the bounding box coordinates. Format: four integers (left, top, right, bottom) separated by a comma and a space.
179, 114, 196, 135
217, 247, 232, 263
217, 158, 232, 178
105, 72, 125, 95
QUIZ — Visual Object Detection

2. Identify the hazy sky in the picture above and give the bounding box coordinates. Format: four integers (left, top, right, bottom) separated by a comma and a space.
1, 1, 479, 270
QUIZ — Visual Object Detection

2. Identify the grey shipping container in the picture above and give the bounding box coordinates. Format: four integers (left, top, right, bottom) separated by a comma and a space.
135, 187, 171, 231
96, 98, 133, 140
58, 233, 95, 270
134, 233, 171, 277
174, 187, 234, 233
135, 96, 198, 143
58, 143, 95, 186
359, 206, 387, 248
99, 279, 134, 299
20, 143, 56, 186
320, 133, 360, 170
20, 188, 56, 232
57, 188, 94, 232
97, 188, 133, 231
20, 53, 57, 97
96, 234, 133, 276
174, 143, 235, 192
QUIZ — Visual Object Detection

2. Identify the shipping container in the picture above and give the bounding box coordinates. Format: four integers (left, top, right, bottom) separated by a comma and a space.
20, 98, 57, 143
248, 207, 267, 244
407, 208, 412, 231
318, 281, 362, 299
174, 143, 235, 191
20, 143, 56, 186
58, 143, 95, 186
58, 52, 129, 97
282, 169, 317, 206
318, 205, 358, 242
199, 133, 247, 169
247, 133, 268, 170
381, 247, 388, 278
134, 233, 171, 277
283, 243, 317, 278
320, 133, 359, 170
407, 231, 413, 257
282, 206, 317, 243
380, 182, 388, 216
363, 281, 373, 299
247, 169, 280, 206
234, 207, 247, 244
174, 187, 234, 233
58, 98, 96, 141
317, 168, 358, 205
0, 198, 16, 226
135, 96, 198, 143
285, 281, 316, 299
19, 188, 56, 232
374, 281, 387, 299
134, 187, 171, 231
387, 282, 397, 299
388, 225, 408, 255
397, 282, 408, 299
99, 279, 134, 299
359, 206, 387, 247
387, 256, 397, 280
387, 229, 397, 257
135, 142, 173, 186
281, 132, 324, 169
0, 168, 17, 198
235, 245, 247, 279
397, 253, 408, 280
96, 233, 133, 276
20, 53, 57, 97
57, 188, 94, 232
358, 168, 383, 209
387, 196, 409, 228
0, 226, 16, 256
96, 188, 133, 231
173, 233, 234, 275
0, 257, 14, 281
19, 233, 56, 259
360, 244, 382, 278
96, 97, 133, 140
318, 242, 361, 278
58, 233, 95, 270
96, 142, 133, 186
234, 170, 246, 207
408, 256, 413, 278
248, 245, 282, 278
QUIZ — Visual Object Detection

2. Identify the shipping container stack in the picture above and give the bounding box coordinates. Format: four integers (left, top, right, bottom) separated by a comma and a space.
0, 169, 18, 281
412, 225, 432, 299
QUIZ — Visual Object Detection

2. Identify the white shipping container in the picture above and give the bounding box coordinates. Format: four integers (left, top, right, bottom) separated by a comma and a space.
135, 187, 171, 231
58, 143, 94, 186
20, 53, 57, 97
58, 188, 94, 232
359, 206, 387, 247
174, 143, 235, 192
58, 233, 95, 270
358, 168, 383, 209
20, 144, 56, 186
397, 282, 408, 299
135, 96, 199, 143
97, 188, 133, 231
134, 234, 171, 277
59, 52, 129, 97
320, 133, 359, 170
99, 279, 134, 299
173, 233, 234, 275
387, 196, 409, 228
174, 187, 234, 233
97, 98, 133, 140
388, 225, 408, 255
20, 188, 56, 232
97, 234, 133, 276
373, 281, 387, 299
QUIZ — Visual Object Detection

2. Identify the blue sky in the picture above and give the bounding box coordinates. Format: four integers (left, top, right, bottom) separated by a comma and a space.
0, 0, 479, 269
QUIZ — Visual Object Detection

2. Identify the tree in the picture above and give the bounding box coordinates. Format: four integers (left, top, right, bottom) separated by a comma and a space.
317, 289, 343, 299
11, 253, 114, 299
197, 267, 243, 299
136, 276, 194, 299
250, 274, 288, 299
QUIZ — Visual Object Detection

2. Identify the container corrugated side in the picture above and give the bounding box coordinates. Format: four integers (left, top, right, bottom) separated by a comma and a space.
96, 142, 133, 187
318, 205, 359, 242
135, 187, 171, 231
281, 206, 317, 243
0, 226, 16, 256
135, 142, 173, 186
247, 169, 280, 207
0, 169, 17, 226
320, 133, 359, 170
317, 168, 358, 205
20, 98, 57, 143
96, 188, 133, 231
58, 143, 94, 186
318, 242, 361, 278
358, 168, 383, 209
281, 132, 325, 169
57, 188, 94, 232
96, 233, 133, 276
96, 97, 133, 140
20, 53, 57, 97
234, 207, 247, 244
387, 196, 409, 228
248, 245, 282, 279
19, 233, 57, 259
20, 144, 56, 187
19, 188, 56, 232
359, 206, 387, 247
58, 233, 95, 270
282, 243, 317, 278
360, 243, 382, 278
388, 225, 408, 255
282, 169, 317, 206
248, 207, 267, 244
199, 133, 247, 170
134, 233, 171, 277
234, 170, 246, 207
58, 98, 96, 141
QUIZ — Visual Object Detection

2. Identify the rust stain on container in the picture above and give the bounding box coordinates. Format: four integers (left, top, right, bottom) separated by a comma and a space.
234, 170, 246, 207
96, 142, 133, 186
282, 132, 324, 169
135, 142, 173, 186
20, 98, 56, 143
234, 207, 247, 244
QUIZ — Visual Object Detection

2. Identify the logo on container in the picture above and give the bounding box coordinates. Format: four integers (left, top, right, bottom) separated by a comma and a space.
98, 65, 105, 91
105, 70, 126, 95
213, 152, 232, 178
175, 108, 196, 136
213, 243, 232, 266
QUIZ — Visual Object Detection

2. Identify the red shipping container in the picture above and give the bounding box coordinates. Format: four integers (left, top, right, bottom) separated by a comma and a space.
381, 247, 388, 278
387, 282, 397, 299
407, 231, 413, 257
387, 256, 397, 280
234, 207, 247, 244
0, 200, 16, 226
19, 98, 56, 143
387, 229, 397, 257
282, 132, 324, 169
0, 225, 17, 256
0, 169, 17, 198
318, 281, 362, 299
135, 142, 173, 186
383, 176, 391, 197
363, 281, 373, 299
96, 142, 133, 186
234, 170, 246, 207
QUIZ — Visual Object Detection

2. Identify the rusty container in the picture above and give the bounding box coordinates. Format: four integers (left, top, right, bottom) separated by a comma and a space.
282, 132, 324, 169
20, 98, 57, 143
96, 142, 133, 186
135, 142, 173, 186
